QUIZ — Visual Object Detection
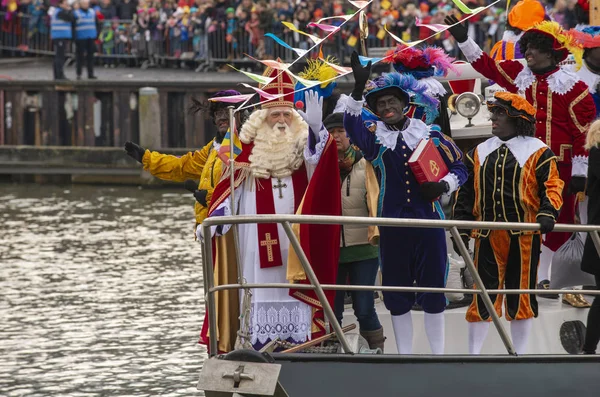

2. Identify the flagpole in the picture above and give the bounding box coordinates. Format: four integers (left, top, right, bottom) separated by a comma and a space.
228, 106, 244, 285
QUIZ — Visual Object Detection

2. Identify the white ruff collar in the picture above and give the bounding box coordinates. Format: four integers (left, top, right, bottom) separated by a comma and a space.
502, 30, 523, 43
477, 136, 547, 167
577, 62, 600, 93
514, 66, 580, 95
375, 118, 430, 151
213, 140, 221, 150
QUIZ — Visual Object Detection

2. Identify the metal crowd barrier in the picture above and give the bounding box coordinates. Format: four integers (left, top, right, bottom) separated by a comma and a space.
201, 214, 600, 356
1, 11, 503, 71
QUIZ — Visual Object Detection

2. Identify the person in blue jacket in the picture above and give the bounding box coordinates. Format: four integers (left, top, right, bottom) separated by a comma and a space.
343, 51, 468, 355
50, 0, 75, 80
74, 0, 98, 80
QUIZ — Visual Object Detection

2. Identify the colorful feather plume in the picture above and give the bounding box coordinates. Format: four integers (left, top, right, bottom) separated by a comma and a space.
570, 25, 600, 49
529, 21, 583, 68
384, 45, 459, 78
298, 57, 339, 89
365, 72, 440, 123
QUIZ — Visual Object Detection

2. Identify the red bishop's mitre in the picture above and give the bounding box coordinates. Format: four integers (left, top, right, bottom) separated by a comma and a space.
260, 60, 295, 109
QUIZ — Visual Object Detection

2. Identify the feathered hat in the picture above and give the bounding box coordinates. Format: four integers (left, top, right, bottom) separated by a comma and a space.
486, 92, 536, 124
364, 72, 440, 123
521, 21, 583, 65
570, 25, 600, 49
383, 45, 458, 79
259, 61, 295, 109
507, 0, 546, 31
293, 57, 338, 108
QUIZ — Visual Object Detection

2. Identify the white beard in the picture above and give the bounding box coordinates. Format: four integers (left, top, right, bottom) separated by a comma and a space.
239, 108, 309, 179
249, 122, 307, 179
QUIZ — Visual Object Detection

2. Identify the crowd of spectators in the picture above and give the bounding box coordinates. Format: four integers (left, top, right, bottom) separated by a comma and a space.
0, 0, 593, 69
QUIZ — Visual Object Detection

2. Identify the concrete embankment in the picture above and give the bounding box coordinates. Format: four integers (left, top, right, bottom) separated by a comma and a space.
0, 145, 191, 184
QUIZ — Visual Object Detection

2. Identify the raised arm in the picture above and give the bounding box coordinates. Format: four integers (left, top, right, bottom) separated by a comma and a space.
298, 90, 329, 167
124, 140, 212, 182
343, 52, 379, 160
445, 15, 522, 92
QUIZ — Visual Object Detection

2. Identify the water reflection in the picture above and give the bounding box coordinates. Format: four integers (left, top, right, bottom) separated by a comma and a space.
0, 184, 206, 396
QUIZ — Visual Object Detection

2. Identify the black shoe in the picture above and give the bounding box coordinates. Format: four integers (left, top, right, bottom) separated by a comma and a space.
88, 75, 97, 80
537, 279, 559, 299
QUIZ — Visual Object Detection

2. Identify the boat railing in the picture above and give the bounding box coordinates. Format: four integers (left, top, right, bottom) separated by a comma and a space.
200, 215, 600, 357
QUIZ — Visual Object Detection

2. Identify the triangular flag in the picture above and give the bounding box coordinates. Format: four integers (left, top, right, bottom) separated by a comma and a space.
348, 0, 371, 9
265, 33, 308, 57
245, 55, 291, 70
451, 0, 485, 14
317, 14, 354, 23
228, 65, 274, 85
416, 17, 447, 33
319, 57, 352, 75
307, 22, 340, 33
282, 21, 322, 44
208, 93, 256, 103
384, 24, 423, 47
240, 83, 280, 101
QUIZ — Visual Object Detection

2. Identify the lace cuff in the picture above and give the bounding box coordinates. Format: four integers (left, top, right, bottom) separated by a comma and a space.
458, 38, 484, 63
572, 155, 588, 177
345, 96, 364, 117
304, 125, 328, 166
441, 172, 460, 195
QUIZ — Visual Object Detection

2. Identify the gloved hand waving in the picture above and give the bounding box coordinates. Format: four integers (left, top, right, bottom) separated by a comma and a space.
350, 51, 371, 101
124, 141, 146, 163
297, 90, 323, 134
444, 14, 468, 43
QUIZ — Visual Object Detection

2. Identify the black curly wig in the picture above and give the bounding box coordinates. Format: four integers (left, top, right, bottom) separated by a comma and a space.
518, 31, 561, 65
514, 115, 536, 137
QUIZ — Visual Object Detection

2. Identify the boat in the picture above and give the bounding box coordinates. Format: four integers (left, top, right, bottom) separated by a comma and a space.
196, 60, 600, 396
196, 213, 600, 397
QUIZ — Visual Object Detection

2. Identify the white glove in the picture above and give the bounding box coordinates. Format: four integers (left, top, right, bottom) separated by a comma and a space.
297, 90, 323, 134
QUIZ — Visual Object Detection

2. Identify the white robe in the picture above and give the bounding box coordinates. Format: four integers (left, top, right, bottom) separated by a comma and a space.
200, 126, 328, 346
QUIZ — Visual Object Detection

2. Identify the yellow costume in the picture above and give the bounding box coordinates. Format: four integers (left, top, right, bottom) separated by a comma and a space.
142, 139, 223, 226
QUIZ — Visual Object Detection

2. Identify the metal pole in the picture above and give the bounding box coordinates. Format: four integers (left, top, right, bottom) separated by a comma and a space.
202, 223, 219, 356
449, 226, 516, 355
227, 106, 245, 285
281, 221, 354, 354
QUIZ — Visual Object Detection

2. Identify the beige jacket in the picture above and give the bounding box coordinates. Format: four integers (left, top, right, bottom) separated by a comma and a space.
341, 158, 380, 247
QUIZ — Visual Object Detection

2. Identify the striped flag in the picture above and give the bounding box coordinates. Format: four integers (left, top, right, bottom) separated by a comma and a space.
217, 127, 243, 165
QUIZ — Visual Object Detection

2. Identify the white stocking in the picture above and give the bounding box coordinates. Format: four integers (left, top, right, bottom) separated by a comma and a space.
468, 321, 490, 354
424, 312, 445, 355
538, 245, 555, 282
511, 318, 533, 355
391, 312, 413, 354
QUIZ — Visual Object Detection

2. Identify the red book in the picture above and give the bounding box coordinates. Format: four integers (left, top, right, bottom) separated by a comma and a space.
408, 139, 449, 184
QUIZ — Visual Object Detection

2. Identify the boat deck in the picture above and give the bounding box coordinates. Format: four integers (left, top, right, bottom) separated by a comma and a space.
342, 298, 590, 354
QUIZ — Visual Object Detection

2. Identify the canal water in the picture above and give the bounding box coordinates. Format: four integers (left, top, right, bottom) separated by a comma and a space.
0, 184, 207, 396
